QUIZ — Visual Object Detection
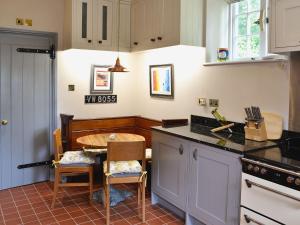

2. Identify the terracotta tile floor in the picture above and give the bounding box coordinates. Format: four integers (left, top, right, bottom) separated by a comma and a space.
0, 182, 184, 225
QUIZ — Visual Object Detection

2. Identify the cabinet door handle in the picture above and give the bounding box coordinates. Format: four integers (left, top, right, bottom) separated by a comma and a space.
133, 42, 138, 45
98, 40, 102, 44
150, 38, 156, 42
193, 149, 197, 160
178, 145, 184, 155
157, 37, 162, 41
244, 215, 265, 225
88, 40, 92, 43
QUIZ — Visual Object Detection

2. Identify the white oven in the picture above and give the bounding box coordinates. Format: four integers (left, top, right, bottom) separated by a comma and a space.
241, 173, 300, 225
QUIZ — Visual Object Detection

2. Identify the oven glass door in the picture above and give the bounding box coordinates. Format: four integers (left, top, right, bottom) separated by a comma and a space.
241, 173, 300, 225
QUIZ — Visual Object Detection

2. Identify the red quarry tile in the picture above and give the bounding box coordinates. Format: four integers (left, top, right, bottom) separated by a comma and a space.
159, 213, 178, 223
21, 214, 39, 223
68, 210, 85, 218
146, 218, 165, 225
0, 182, 185, 225
113, 219, 131, 225
58, 219, 77, 225
2, 207, 18, 215
5, 220, 22, 225
54, 213, 72, 222
73, 215, 91, 224
39, 216, 57, 225
51, 208, 68, 216
92, 218, 106, 225
18, 209, 35, 217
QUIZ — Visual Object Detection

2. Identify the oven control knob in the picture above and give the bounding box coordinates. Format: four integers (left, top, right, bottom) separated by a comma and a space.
295, 178, 300, 186
287, 176, 295, 184
247, 164, 253, 171
254, 166, 260, 173
260, 168, 267, 175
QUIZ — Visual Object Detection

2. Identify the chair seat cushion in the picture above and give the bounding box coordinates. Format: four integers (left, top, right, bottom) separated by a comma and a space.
59, 151, 95, 165
103, 160, 141, 175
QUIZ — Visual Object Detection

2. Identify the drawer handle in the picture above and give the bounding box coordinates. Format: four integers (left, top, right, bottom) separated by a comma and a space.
179, 145, 183, 155
245, 179, 300, 202
133, 42, 138, 45
150, 38, 156, 42
193, 149, 197, 160
88, 40, 92, 43
244, 214, 265, 225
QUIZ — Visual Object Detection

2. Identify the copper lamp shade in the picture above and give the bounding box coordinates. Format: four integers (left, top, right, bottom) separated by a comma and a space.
108, 57, 128, 72
109, 0, 129, 73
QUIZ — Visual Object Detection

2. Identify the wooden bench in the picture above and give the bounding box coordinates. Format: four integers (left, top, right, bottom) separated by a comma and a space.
60, 114, 162, 151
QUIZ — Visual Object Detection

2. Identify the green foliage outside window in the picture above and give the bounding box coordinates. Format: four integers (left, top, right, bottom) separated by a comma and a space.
233, 0, 261, 59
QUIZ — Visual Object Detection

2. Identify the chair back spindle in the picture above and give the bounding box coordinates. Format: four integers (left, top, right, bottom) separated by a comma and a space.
53, 128, 64, 161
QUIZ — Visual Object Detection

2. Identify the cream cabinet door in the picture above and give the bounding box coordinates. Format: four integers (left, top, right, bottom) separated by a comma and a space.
271, 0, 300, 51
93, 0, 114, 49
131, 0, 146, 50
156, 0, 180, 48
73, 0, 93, 48
119, 0, 131, 51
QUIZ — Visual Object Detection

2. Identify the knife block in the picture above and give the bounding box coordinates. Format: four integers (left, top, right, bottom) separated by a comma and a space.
244, 120, 267, 142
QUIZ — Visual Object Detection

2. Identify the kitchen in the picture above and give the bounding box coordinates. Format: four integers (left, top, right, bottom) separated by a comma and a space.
0, 0, 299, 225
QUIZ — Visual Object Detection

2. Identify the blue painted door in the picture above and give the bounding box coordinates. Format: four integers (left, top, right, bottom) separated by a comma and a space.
0, 32, 53, 190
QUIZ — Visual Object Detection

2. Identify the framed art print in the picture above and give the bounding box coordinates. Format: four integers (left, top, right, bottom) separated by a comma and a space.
90, 65, 113, 94
149, 64, 174, 98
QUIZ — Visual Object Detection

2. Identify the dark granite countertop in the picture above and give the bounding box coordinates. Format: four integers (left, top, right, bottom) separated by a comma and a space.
152, 125, 278, 155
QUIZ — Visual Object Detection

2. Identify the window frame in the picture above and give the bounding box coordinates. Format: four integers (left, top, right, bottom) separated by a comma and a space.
229, 0, 268, 60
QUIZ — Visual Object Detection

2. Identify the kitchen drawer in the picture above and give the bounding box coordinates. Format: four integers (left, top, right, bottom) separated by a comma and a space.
241, 173, 300, 225
240, 207, 281, 225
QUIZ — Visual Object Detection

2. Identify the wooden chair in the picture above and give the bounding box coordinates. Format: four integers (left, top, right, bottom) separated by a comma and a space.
103, 141, 147, 225
51, 128, 94, 208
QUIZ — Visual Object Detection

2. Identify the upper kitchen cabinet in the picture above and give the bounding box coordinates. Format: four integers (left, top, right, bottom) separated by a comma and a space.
270, 0, 300, 53
130, 0, 205, 51
63, 0, 131, 51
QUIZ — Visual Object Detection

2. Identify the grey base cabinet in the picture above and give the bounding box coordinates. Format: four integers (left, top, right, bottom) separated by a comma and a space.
152, 132, 189, 210
188, 143, 241, 225
151, 131, 242, 225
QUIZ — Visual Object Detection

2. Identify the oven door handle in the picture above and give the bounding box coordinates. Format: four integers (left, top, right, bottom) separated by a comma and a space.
244, 214, 265, 225
245, 179, 300, 202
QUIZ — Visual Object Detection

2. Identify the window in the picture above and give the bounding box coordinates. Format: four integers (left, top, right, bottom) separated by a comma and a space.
230, 0, 268, 59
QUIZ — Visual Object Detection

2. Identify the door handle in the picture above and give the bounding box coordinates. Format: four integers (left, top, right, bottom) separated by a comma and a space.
244, 215, 265, 225
193, 149, 197, 160
1, 120, 8, 126
178, 144, 184, 155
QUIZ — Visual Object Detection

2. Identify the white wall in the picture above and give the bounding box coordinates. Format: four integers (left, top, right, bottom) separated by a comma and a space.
57, 49, 136, 119
132, 46, 290, 128
0, 0, 64, 48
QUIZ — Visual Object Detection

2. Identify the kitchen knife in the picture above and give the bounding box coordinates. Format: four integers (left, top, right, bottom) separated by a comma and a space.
244, 108, 251, 120
257, 107, 263, 120
251, 106, 259, 121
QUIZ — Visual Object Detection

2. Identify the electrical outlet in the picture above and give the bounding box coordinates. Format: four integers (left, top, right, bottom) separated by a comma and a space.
68, 84, 75, 91
16, 18, 24, 25
24, 19, 32, 26
198, 98, 207, 106
209, 99, 219, 107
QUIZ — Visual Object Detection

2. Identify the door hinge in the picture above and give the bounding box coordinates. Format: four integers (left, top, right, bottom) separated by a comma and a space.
16, 44, 55, 60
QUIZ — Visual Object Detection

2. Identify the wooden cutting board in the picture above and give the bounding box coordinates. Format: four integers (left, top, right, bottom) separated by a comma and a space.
261, 112, 283, 140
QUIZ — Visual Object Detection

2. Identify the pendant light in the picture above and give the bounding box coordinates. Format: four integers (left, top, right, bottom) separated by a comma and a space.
108, 0, 129, 72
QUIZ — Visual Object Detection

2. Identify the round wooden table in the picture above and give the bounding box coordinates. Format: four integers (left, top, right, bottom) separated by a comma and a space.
76, 133, 145, 149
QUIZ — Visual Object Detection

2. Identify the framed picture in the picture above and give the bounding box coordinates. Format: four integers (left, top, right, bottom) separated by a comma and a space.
90, 65, 113, 94
149, 64, 174, 98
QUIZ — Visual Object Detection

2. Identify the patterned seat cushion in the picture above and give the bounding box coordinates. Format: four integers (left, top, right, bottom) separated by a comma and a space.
103, 160, 142, 175
59, 151, 95, 165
